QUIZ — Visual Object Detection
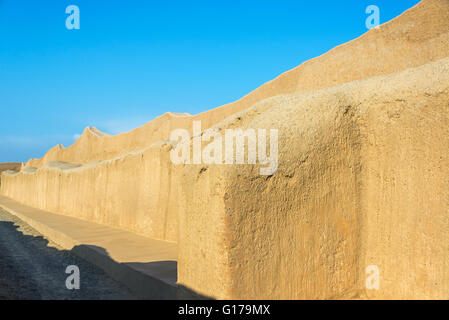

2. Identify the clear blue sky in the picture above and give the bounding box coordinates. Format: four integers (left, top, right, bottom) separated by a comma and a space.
0, 0, 420, 162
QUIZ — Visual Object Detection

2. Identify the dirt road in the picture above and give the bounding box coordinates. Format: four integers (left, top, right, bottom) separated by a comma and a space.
0, 208, 135, 300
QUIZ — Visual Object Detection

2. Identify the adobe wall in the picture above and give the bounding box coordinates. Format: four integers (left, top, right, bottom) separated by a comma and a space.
0, 0, 448, 299
176, 57, 449, 299
361, 81, 449, 299
24, 0, 449, 169
1, 143, 179, 242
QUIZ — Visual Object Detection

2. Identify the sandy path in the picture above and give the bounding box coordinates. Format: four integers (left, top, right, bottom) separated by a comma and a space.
0, 208, 135, 300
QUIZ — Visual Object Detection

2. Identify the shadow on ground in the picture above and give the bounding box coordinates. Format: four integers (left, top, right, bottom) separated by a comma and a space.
0, 217, 211, 300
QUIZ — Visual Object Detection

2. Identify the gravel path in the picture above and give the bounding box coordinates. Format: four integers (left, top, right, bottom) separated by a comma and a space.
0, 208, 136, 300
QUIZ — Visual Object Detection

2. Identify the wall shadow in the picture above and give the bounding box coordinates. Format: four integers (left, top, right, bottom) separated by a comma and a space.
0, 218, 212, 300
71, 244, 213, 300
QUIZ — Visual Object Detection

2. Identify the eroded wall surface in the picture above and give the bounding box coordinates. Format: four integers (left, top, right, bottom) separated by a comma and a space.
1, 0, 449, 299
176, 57, 449, 299
1, 144, 179, 242
23, 0, 449, 169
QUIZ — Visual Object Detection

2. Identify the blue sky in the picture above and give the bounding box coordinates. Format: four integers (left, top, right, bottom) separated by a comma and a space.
0, 0, 420, 162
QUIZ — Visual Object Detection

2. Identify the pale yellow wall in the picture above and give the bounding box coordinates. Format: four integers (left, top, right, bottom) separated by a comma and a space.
24, 0, 449, 170
176, 57, 449, 299
0, 0, 448, 300
1, 143, 179, 242
362, 93, 449, 299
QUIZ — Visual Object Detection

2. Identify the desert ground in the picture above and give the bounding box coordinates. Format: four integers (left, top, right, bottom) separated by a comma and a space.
0, 207, 135, 299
